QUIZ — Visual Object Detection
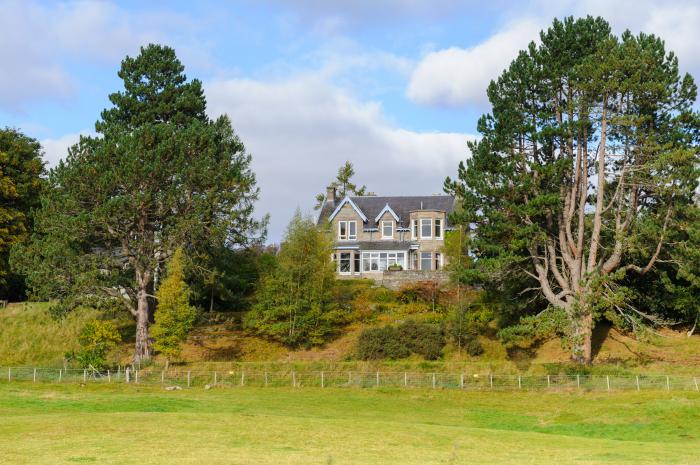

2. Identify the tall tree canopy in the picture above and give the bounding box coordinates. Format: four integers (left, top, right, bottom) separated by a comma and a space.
315, 161, 367, 209
0, 128, 44, 300
14, 45, 262, 362
446, 16, 700, 364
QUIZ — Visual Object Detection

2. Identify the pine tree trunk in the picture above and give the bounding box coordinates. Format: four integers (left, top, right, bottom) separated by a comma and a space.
134, 289, 151, 363
571, 309, 593, 364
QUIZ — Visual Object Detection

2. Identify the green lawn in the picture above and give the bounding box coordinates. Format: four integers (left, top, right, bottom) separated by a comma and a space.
0, 383, 699, 464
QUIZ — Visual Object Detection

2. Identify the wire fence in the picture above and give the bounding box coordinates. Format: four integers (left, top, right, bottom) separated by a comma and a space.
2, 366, 700, 392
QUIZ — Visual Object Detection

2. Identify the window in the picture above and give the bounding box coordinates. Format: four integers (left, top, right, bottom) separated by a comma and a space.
354, 253, 360, 273
434, 219, 442, 239
421, 219, 432, 239
382, 220, 393, 239
412, 219, 418, 240
338, 221, 357, 240
361, 252, 406, 272
339, 253, 351, 273
434, 253, 441, 270
348, 221, 357, 240
421, 252, 432, 270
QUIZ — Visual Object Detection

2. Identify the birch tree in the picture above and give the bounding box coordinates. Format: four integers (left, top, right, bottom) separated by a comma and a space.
447, 17, 700, 363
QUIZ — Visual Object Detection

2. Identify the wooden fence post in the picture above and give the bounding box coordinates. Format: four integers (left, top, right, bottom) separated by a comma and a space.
404, 372, 408, 387
33, 368, 37, 383
83, 369, 87, 382
7, 367, 10, 382
58, 369, 62, 383
460, 373, 464, 389
214, 372, 217, 386
187, 371, 191, 388
135, 370, 138, 384
666, 375, 670, 391
376, 371, 380, 387
241, 370, 245, 387
264, 371, 268, 387
489, 374, 493, 389
636, 376, 640, 391
292, 371, 296, 387
694, 377, 699, 392
161, 371, 165, 384
547, 375, 550, 388
108, 370, 111, 383
576, 374, 580, 388
518, 376, 521, 389
432, 373, 436, 389
321, 371, 324, 388
348, 371, 351, 385
606, 375, 610, 392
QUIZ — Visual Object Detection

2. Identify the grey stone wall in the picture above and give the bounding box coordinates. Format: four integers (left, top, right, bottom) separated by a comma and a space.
338, 270, 450, 290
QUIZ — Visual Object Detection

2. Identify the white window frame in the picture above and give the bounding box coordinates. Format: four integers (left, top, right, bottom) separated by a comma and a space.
434, 218, 443, 240
338, 220, 357, 240
381, 220, 394, 239
348, 221, 357, 240
412, 219, 418, 240
339, 252, 352, 274
420, 218, 433, 239
420, 252, 432, 270
361, 251, 406, 272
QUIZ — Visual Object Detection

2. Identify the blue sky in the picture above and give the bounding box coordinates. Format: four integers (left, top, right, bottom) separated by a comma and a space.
2, 0, 699, 241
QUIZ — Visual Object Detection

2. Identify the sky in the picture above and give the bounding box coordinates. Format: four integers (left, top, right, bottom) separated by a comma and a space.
3, 0, 700, 242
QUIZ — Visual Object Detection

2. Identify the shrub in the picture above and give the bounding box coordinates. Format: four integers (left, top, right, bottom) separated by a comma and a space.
356, 327, 409, 360
464, 337, 484, 356
396, 281, 438, 304
356, 320, 445, 360
71, 320, 121, 369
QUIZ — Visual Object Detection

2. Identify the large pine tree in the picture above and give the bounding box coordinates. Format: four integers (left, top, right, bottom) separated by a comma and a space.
447, 17, 700, 363
15, 45, 262, 362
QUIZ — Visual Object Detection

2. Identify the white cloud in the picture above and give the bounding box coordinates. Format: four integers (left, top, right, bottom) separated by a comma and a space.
407, 19, 542, 107
205, 74, 472, 241
0, 0, 173, 111
40, 130, 92, 168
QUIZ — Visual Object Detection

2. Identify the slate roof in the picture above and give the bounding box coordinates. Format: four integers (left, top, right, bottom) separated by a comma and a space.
318, 195, 455, 229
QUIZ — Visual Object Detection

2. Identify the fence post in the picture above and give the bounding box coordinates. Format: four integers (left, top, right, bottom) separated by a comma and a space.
348, 371, 351, 385
576, 374, 580, 388
460, 373, 464, 389
161, 371, 165, 384
83, 369, 87, 382
117, 365, 121, 381
7, 367, 10, 382
606, 375, 610, 392
694, 377, 699, 392
241, 370, 245, 387
264, 371, 268, 387
518, 376, 521, 389
214, 372, 217, 386
187, 371, 191, 388
404, 372, 408, 387
33, 368, 37, 383
432, 373, 436, 389
108, 370, 111, 383
376, 371, 380, 387
636, 375, 640, 391
321, 371, 324, 388
666, 375, 670, 391
547, 375, 550, 389
292, 371, 296, 387
135, 370, 139, 384
489, 374, 493, 389
58, 369, 62, 383
126, 367, 130, 383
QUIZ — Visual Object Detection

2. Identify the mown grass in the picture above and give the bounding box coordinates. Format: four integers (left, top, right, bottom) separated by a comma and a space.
0, 382, 698, 464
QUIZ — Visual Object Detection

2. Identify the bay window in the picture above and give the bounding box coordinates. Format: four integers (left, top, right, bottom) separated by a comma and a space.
361, 252, 406, 272
420, 219, 432, 239
420, 252, 432, 270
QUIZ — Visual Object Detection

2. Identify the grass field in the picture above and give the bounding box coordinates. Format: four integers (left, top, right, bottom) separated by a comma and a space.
1, 383, 699, 464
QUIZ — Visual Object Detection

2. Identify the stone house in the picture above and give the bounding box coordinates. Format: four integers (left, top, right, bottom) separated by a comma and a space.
316, 187, 456, 284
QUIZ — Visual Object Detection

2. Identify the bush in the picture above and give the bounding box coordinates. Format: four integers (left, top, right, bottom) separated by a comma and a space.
464, 337, 484, 357
396, 281, 438, 304
356, 320, 445, 360
70, 320, 121, 369
356, 327, 410, 360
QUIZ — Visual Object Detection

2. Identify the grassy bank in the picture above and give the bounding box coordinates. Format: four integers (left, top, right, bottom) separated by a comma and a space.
0, 383, 698, 464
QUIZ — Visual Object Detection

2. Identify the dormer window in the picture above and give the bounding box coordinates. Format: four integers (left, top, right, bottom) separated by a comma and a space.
338, 220, 357, 240
381, 220, 393, 239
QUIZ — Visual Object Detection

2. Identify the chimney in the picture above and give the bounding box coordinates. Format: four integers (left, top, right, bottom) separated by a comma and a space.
326, 185, 336, 203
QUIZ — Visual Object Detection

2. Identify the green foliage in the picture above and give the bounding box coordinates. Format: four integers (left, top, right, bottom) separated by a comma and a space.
245, 211, 343, 347
0, 128, 44, 300
151, 249, 197, 362
14, 44, 262, 361
315, 161, 367, 209
445, 16, 700, 360
497, 307, 569, 349
444, 304, 491, 355
71, 320, 121, 370
356, 320, 445, 360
